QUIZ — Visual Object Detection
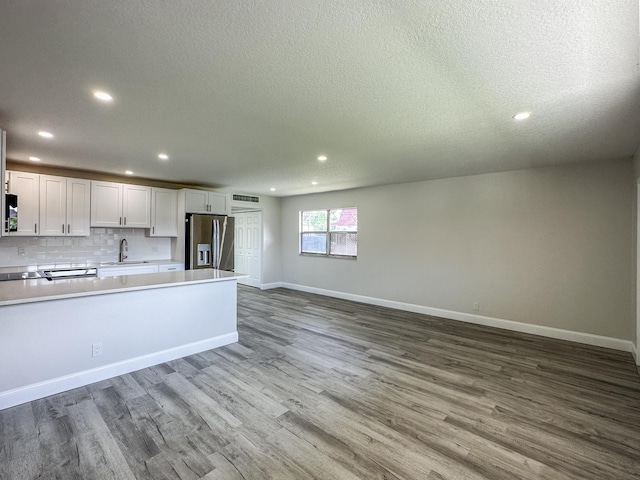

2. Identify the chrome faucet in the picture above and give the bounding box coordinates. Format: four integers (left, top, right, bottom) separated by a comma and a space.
119, 238, 128, 262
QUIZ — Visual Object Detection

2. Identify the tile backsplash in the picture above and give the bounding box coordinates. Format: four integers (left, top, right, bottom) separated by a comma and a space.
0, 228, 172, 267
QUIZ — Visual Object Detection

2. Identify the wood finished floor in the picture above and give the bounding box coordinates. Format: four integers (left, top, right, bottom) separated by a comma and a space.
1, 286, 640, 480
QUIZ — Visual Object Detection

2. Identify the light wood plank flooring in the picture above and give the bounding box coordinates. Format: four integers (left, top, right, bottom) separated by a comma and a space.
2, 286, 640, 479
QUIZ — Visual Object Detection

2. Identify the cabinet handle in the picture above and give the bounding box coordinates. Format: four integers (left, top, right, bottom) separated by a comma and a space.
152, 226, 155, 234
34, 223, 37, 234
62, 224, 65, 234
119, 217, 122, 225
67, 224, 70, 234
124, 217, 127, 226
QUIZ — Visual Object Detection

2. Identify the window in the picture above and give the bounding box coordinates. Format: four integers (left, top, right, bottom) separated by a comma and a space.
300, 207, 357, 258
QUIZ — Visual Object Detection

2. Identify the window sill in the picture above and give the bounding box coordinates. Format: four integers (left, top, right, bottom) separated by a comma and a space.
299, 253, 357, 260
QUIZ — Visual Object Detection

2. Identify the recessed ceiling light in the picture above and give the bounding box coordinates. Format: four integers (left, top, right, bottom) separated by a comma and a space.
317, 155, 327, 162
513, 111, 531, 120
158, 153, 169, 160
93, 91, 113, 102
29, 156, 41, 162
38, 131, 54, 138
311, 181, 318, 186
125, 170, 133, 175
270, 187, 276, 192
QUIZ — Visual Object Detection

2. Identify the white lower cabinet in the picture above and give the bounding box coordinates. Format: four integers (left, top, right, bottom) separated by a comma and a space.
97, 264, 158, 278
158, 262, 184, 272
97, 261, 184, 278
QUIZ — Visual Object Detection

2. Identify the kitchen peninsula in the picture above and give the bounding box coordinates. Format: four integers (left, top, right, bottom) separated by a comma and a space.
0, 269, 244, 410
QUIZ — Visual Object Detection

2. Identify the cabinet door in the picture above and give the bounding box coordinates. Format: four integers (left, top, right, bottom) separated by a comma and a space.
91, 181, 123, 227
39, 175, 67, 236
97, 264, 159, 278
7, 171, 40, 236
184, 189, 209, 213
158, 263, 184, 272
208, 192, 228, 215
67, 178, 91, 236
123, 184, 151, 228
150, 188, 178, 237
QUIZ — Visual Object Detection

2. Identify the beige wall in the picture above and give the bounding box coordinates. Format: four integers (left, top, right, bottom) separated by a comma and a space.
281, 160, 634, 340
633, 147, 640, 353
253, 195, 282, 286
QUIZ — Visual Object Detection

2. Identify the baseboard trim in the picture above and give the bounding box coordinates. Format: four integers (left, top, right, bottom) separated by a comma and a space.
280, 283, 634, 354
260, 282, 284, 290
0, 332, 238, 411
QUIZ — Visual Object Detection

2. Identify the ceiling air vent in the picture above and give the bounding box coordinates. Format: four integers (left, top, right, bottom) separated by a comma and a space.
233, 194, 260, 203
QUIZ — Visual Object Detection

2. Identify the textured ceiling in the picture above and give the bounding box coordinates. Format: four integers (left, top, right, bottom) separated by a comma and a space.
0, 0, 638, 196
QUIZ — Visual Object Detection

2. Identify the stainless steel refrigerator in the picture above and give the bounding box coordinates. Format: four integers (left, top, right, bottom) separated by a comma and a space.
185, 214, 235, 271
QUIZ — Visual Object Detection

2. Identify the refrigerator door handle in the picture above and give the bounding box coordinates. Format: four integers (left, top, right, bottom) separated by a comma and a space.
212, 219, 219, 268
218, 217, 227, 270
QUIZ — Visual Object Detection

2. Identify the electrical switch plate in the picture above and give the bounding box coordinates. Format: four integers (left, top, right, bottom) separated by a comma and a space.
92, 343, 103, 357
17, 247, 25, 255
472, 302, 480, 311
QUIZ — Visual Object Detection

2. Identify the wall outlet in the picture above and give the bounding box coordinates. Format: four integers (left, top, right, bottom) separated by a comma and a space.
152, 247, 158, 252
17, 247, 25, 256
92, 342, 103, 357
472, 302, 480, 311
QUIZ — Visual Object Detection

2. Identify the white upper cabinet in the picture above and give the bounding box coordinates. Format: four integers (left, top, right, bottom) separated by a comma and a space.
123, 184, 151, 228
6, 171, 40, 236
150, 187, 178, 237
66, 178, 92, 236
39, 175, 91, 236
91, 181, 123, 227
91, 181, 150, 228
39, 175, 65, 236
184, 189, 209, 213
183, 189, 229, 214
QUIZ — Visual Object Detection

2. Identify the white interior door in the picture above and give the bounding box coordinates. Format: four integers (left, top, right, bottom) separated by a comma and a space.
234, 211, 262, 287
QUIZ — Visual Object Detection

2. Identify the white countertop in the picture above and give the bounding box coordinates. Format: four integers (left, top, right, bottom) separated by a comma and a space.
0, 269, 246, 306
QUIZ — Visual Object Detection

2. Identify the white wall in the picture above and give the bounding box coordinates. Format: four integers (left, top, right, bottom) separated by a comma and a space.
281, 160, 634, 341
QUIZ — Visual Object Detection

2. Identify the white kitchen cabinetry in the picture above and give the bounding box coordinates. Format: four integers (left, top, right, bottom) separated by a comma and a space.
150, 188, 178, 237
6, 171, 40, 236
123, 184, 151, 227
91, 181, 122, 227
39, 175, 91, 236
183, 189, 228, 214
97, 261, 183, 277
91, 181, 151, 228
158, 262, 184, 272
97, 264, 159, 278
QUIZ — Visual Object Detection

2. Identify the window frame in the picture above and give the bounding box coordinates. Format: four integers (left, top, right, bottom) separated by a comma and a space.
299, 207, 357, 259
